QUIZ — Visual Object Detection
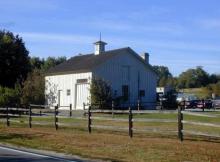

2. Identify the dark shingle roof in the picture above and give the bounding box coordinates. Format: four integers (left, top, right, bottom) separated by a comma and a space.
46, 47, 157, 76
46, 47, 130, 75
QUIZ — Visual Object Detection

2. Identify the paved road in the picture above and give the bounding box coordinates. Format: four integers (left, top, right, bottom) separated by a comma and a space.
0, 146, 86, 162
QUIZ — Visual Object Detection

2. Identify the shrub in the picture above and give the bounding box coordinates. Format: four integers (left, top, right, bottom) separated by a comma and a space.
21, 69, 45, 106
0, 84, 21, 107
90, 78, 112, 108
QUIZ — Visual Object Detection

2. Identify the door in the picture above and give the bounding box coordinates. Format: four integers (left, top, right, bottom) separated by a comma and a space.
75, 83, 90, 109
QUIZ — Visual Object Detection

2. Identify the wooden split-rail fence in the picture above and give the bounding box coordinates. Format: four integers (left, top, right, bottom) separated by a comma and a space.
0, 104, 219, 141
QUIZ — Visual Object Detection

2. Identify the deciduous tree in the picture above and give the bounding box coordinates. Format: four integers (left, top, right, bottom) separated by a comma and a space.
0, 30, 30, 88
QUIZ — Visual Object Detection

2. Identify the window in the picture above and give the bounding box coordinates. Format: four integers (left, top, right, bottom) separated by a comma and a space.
122, 66, 130, 81
139, 90, 145, 97
114, 90, 118, 97
76, 79, 88, 84
122, 85, 129, 101
67, 89, 71, 96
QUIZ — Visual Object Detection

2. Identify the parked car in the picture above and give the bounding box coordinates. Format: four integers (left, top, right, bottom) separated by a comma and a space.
185, 100, 200, 108
196, 100, 213, 109
212, 97, 220, 108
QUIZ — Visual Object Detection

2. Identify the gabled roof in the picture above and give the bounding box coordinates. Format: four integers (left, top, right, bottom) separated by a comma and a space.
46, 47, 157, 76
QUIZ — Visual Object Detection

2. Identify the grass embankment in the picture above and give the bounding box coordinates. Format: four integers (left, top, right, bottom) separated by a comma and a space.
182, 88, 208, 99
0, 112, 220, 162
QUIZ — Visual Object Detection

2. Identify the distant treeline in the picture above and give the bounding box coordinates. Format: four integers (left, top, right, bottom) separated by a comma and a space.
153, 65, 220, 97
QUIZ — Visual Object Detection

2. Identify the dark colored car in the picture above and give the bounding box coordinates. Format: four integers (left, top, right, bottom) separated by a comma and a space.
184, 100, 199, 108
197, 100, 213, 109
212, 97, 220, 108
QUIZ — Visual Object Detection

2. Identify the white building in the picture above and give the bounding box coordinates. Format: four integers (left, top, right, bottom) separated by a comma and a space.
45, 40, 158, 109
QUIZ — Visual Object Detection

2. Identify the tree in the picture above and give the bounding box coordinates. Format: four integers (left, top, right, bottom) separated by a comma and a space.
152, 65, 173, 86
209, 74, 219, 84
41, 56, 66, 71
30, 57, 44, 70
90, 78, 112, 108
21, 69, 45, 106
0, 30, 30, 88
30, 56, 66, 71
177, 66, 209, 89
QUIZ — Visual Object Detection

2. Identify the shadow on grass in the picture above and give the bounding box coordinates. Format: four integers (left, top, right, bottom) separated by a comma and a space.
183, 135, 220, 143
0, 133, 34, 141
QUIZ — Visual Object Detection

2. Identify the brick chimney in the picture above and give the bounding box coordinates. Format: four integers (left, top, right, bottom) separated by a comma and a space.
141, 52, 149, 64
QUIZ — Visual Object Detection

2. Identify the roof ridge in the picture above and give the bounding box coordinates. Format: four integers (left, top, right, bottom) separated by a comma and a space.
71, 47, 130, 58
104, 46, 130, 53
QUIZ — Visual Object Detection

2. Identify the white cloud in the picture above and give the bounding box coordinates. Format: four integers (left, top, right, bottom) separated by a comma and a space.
75, 19, 185, 36
19, 32, 96, 44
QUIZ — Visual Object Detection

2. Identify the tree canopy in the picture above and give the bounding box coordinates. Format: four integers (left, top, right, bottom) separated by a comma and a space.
21, 69, 45, 106
152, 65, 174, 87
177, 66, 210, 89
0, 30, 30, 88
90, 78, 112, 107
30, 56, 66, 71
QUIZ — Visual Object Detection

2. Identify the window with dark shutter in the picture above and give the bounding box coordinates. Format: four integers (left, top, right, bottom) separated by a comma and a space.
122, 85, 129, 101
139, 90, 145, 97
67, 89, 71, 96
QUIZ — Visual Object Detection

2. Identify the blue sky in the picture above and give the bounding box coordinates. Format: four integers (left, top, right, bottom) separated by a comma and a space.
0, 0, 220, 76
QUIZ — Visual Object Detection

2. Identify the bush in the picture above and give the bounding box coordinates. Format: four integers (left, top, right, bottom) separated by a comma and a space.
90, 78, 112, 108
0, 84, 21, 107
21, 69, 45, 106
202, 82, 220, 98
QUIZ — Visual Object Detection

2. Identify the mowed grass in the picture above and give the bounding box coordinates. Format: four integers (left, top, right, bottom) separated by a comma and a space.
0, 111, 220, 162
182, 88, 208, 99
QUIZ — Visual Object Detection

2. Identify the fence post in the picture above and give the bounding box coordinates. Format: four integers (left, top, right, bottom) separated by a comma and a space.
137, 100, 140, 111
17, 107, 21, 117
183, 100, 186, 110
83, 103, 86, 117
178, 105, 183, 141
112, 100, 114, 118
129, 107, 133, 138
29, 105, 32, 128
88, 106, 91, 133
202, 99, 205, 112
55, 104, 58, 130
6, 107, 10, 127
160, 99, 163, 110
40, 107, 42, 116
83, 102, 85, 111
69, 104, 72, 117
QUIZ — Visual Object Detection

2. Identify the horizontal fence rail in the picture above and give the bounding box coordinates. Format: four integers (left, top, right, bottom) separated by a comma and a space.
91, 125, 129, 131
133, 118, 176, 123
182, 120, 220, 128
181, 111, 218, 118
182, 130, 220, 139
0, 104, 220, 142
178, 106, 220, 141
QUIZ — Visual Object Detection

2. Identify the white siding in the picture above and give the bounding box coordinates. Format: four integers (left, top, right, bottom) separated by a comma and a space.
93, 52, 157, 109
45, 72, 92, 110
